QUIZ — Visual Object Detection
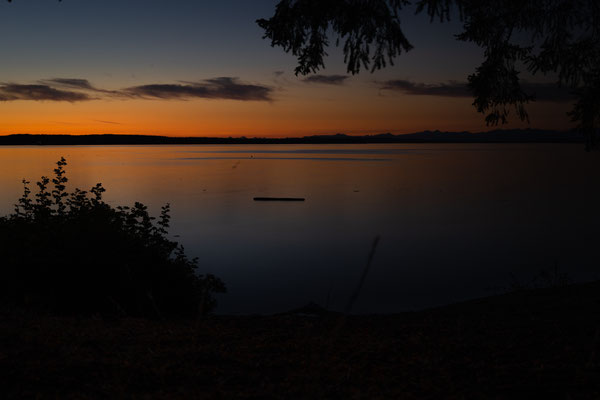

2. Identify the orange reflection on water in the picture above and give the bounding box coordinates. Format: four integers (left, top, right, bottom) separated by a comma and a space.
0, 144, 598, 313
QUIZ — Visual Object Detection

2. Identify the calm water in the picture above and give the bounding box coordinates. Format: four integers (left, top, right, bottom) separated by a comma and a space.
1, 144, 598, 314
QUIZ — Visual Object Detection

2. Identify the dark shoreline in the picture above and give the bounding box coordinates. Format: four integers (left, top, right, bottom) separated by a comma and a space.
3, 279, 600, 398
0, 129, 586, 146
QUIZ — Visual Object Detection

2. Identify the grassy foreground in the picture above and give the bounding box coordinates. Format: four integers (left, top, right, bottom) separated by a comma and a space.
2, 280, 600, 399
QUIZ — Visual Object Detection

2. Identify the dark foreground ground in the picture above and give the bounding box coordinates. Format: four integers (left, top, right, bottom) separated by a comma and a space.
2, 281, 600, 399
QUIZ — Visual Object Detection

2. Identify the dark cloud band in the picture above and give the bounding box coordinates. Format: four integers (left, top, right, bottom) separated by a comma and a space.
303, 75, 349, 85
42, 78, 99, 91
0, 77, 273, 102
0, 84, 92, 102
381, 79, 573, 102
381, 80, 471, 97
124, 77, 272, 101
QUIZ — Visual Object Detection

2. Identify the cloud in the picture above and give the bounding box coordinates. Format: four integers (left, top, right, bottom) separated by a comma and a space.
0, 77, 274, 103
123, 77, 273, 101
381, 80, 471, 97
42, 78, 123, 96
42, 78, 99, 91
381, 79, 574, 102
303, 75, 349, 85
273, 70, 285, 77
0, 84, 93, 102
94, 119, 122, 125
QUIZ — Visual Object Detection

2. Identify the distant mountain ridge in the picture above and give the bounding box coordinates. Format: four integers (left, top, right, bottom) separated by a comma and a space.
0, 129, 584, 145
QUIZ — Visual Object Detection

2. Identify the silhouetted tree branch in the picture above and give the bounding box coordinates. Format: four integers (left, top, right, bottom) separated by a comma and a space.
257, 0, 413, 75
259, 0, 599, 149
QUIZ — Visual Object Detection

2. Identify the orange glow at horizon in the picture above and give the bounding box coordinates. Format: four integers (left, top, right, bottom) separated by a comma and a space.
0, 88, 575, 138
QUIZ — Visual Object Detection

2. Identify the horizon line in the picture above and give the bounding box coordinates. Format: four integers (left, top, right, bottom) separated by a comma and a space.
0, 128, 578, 140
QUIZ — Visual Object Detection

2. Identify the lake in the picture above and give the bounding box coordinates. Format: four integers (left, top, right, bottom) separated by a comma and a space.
1, 143, 598, 314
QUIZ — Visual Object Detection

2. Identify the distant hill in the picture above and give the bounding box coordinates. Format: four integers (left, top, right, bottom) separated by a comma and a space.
0, 129, 585, 146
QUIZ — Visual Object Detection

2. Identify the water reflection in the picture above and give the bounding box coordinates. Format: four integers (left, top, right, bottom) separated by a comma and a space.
0, 144, 598, 314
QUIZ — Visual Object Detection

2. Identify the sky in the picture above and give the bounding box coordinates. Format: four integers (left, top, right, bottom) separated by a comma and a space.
0, 0, 575, 137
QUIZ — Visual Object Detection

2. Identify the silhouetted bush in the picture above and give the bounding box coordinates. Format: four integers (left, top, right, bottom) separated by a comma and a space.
0, 158, 225, 318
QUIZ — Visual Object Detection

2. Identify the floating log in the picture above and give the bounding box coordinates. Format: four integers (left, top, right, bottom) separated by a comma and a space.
253, 197, 305, 202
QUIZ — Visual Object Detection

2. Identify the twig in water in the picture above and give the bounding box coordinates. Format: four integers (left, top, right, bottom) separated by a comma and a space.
344, 235, 380, 314
325, 279, 334, 310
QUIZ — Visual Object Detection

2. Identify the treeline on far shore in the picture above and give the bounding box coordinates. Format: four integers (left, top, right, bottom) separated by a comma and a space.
0, 129, 587, 146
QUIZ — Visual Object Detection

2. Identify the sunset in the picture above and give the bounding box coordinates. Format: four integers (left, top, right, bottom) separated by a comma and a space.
1, 1, 599, 398
0, 1, 576, 137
